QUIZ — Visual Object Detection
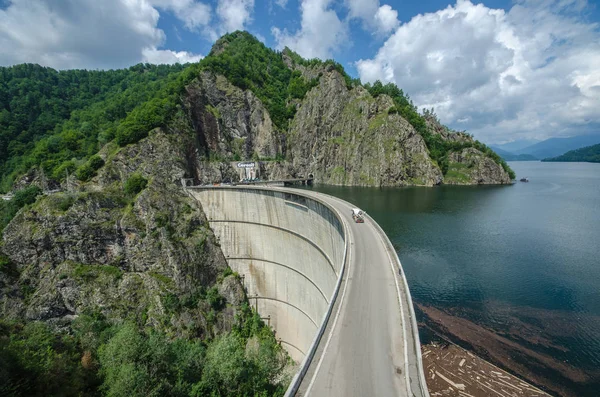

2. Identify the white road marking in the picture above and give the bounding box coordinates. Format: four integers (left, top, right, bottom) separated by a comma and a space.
304, 198, 353, 396
372, 218, 411, 395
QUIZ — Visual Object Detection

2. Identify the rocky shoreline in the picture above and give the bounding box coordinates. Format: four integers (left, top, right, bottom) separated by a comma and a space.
417, 303, 600, 397
422, 340, 550, 396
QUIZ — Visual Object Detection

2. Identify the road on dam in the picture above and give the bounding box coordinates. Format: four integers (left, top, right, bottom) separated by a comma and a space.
294, 190, 423, 397
189, 186, 427, 397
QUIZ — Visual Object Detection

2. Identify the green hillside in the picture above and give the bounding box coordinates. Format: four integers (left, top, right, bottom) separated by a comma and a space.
0, 31, 517, 397
0, 63, 189, 192
542, 143, 600, 163
1, 31, 512, 196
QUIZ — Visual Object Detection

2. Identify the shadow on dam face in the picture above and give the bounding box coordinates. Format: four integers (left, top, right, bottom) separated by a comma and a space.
191, 188, 345, 363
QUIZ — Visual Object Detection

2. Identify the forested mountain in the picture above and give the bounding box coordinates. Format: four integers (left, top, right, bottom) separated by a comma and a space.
512, 133, 600, 159
1, 31, 513, 196
0, 31, 514, 396
0, 63, 186, 192
542, 143, 600, 163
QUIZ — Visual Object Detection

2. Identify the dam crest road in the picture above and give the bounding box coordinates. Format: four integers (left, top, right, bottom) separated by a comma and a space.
188, 185, 428, 397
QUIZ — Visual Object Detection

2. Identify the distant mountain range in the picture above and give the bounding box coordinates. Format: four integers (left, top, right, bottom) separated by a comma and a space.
489, 147, 538, 161
492, 139, 541, 153
542, 143, 600, 163
490, 133, 600, 161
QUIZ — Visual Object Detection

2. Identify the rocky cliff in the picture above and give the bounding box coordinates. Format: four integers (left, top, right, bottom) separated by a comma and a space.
445, 148, 512, 185
0, 31, 513, 338
178, 34, 512, 186
184, 71, 282, 161
1, 129, 244, 339
284, 66, 443, 186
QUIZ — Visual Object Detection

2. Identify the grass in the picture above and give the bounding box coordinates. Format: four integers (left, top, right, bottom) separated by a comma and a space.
47, 193, 76, 213
149, 271, 174, 287
206, 104, 221, 119
444, 162, 471, 184
72, 264, 123, 281
367, 113, 388, 131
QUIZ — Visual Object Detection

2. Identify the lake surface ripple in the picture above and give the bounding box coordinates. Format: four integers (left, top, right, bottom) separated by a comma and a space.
302, 161, 600, 396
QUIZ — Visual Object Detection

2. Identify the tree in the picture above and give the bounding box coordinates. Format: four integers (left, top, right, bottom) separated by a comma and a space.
124, 174, 148, 195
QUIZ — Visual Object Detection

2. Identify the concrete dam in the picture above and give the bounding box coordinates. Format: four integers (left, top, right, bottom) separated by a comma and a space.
190, 186, 429, 397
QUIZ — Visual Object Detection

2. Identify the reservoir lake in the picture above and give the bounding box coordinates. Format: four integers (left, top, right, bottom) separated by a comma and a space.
301, 161, 600, 396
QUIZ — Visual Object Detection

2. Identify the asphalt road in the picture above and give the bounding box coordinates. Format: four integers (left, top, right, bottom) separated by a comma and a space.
190, 185, 425, 396
298, 191, 413, 397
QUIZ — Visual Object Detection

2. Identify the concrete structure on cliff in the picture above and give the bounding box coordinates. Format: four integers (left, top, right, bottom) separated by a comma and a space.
190, 186, 429, 397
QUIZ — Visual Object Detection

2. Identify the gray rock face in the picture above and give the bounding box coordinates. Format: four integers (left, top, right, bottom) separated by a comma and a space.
446, 148, 512, 185
284, 70, 443, 186
218, 275, 246, 306
0, 130, 239, 337
180, 68, 509, 187
184, 72, 282, 161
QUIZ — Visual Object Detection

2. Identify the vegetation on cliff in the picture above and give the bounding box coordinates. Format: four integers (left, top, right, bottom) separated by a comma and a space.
0, 129, 291, 396
1, 30, 512, 194
0, 186, 41, 232
364, 82, 514, 179
0, 29, 517, 396
0, 305, 289, 397
542, 143, 600, 163
202, 31, 320, 130
0, 63, 187, 193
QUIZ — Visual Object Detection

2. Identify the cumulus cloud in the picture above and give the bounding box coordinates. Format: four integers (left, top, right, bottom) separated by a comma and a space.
0, 0, 203, 69
346, 0, 399, 35
142, 48, 203, 64
356, 0, 600, 142
271, 0, 348, 59
149, 0, 211, 30
217, 0, 255, 33
346, 0, 379, 18
374, 5, 400, 34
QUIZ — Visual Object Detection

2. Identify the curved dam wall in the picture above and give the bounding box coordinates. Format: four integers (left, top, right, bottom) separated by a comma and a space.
190, 188, 345, 362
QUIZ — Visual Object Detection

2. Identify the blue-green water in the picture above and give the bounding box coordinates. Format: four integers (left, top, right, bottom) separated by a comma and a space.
301, 161, 600, 395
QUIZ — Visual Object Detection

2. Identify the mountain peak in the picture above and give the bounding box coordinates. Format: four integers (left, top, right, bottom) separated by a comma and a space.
208, 31, 260, 57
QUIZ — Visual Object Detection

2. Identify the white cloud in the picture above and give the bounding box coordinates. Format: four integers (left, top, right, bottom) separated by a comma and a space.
0, 0, 162, 69
274, 0, 289, 8
346, 0, 399, 35
356, 0, 600, 143
346, 0, 378, 19
149, 0, 211, 30
142, 48, 203, 64
271, 0, 348, 59
374, 5, 399, 34
0, 0, 203, 69
217, 0, 255, 33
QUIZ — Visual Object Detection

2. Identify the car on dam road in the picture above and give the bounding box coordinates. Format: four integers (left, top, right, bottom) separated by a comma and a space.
351, 208, 365, 223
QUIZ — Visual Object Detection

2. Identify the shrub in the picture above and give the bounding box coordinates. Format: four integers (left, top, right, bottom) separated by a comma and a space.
1, 186, 42, 232
53, 194, 76, 212
206, 286, 225, 310
88, 155, 105, 170
123, 174, 148, 195
0, 254, 9, 273
76, 164, 94, 181
76, 156, 105, 181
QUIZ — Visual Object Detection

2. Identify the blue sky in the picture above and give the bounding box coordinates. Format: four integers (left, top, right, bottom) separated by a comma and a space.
1, 0, 599, 143
156, 0, 517, 77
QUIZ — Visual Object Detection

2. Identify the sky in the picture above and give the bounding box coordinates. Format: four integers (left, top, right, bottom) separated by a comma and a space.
1, 0, 599, 144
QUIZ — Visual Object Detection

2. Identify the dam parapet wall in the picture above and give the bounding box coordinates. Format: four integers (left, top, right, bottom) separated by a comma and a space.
190, 188, 346, 362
